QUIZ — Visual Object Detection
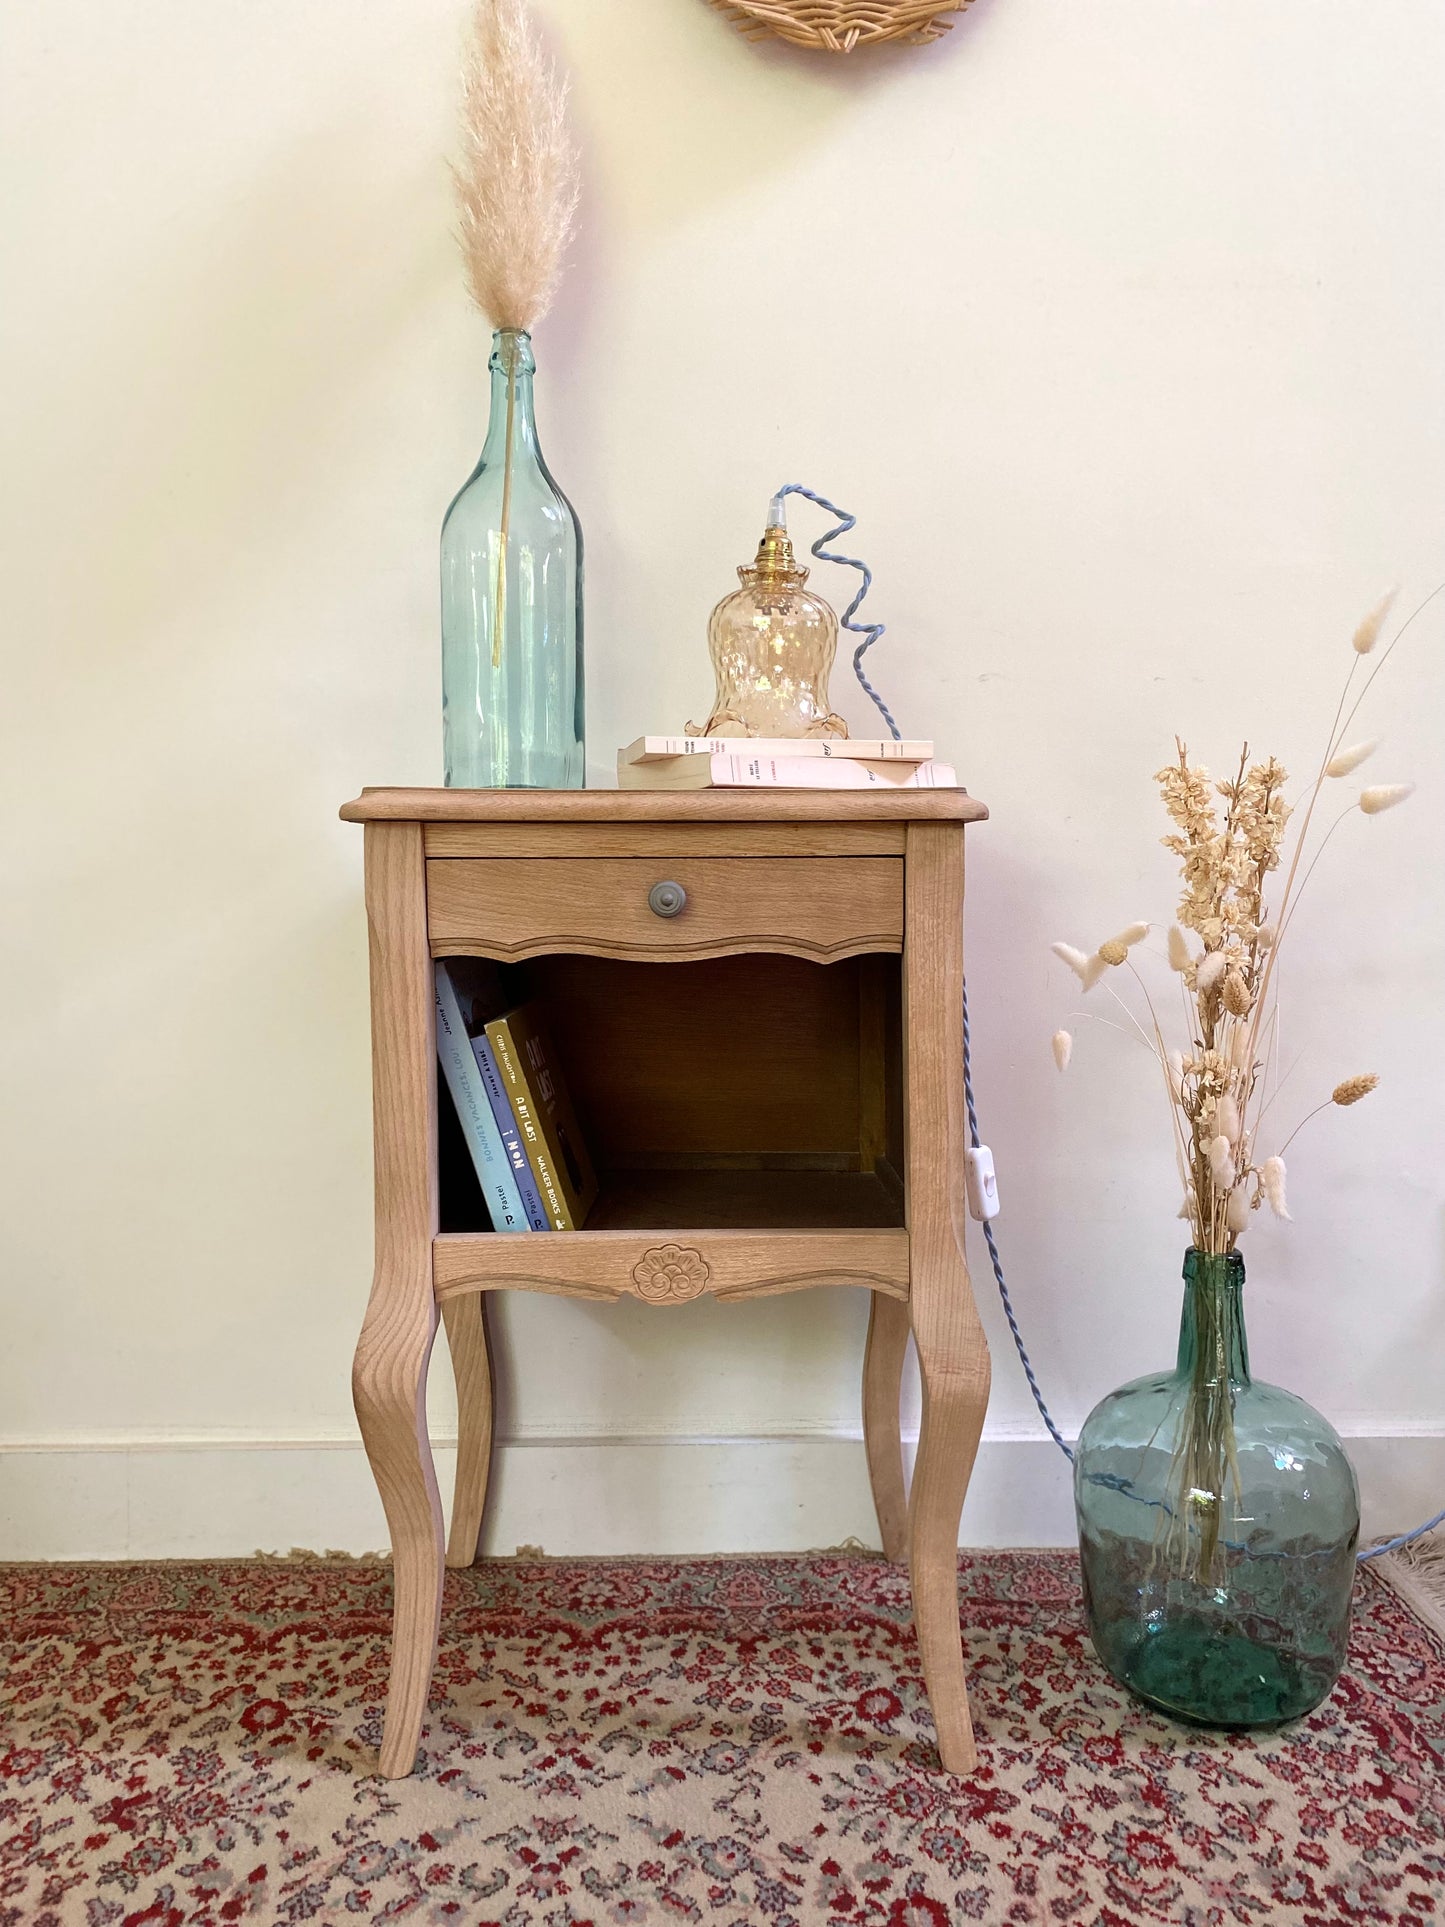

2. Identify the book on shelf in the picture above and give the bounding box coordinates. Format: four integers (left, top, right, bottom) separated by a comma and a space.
620, 733, 935, 764
434, 961, 533, 1234
485, 1002, 599, 1231
440, 960, 551, 1232
435, 964, 597, 1235
618, 751, 959, 791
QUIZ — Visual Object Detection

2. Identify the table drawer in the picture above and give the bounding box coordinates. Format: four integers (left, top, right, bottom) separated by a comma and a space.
426, 856, 903, 962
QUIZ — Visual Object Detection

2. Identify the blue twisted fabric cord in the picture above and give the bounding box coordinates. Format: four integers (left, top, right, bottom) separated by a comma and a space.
779, 482, 1440, 1563
960, 978, 1076, 1464
769, 484, 902, 739
1356, 1504, 1445, 1560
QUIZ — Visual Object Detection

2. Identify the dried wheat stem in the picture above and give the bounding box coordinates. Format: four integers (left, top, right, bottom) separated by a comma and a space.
1123, 959, 1194, 1192
1276, 1075, 1377, 1156
1334, 580, 1445, 754
1252, 582, 1443, 1052
1332, 1072, 1379, 1105
491, 354, 518, 668
1270, 803, 1363, 952
1098, 978, 1165, 1057
1097, 977, 1192, 1211
1240, 596, 1403, 1066
1275, 1098, 1332, 1156
1071, 1010, 1147, 1042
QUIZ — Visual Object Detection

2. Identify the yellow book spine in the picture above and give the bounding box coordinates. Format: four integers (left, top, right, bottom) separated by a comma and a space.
485, 1017, 574, 1231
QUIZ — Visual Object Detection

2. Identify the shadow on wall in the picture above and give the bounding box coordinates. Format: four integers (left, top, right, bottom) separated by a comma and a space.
545, 0, 995, 242
18, 123, 451, 678
14, 0, 996, 684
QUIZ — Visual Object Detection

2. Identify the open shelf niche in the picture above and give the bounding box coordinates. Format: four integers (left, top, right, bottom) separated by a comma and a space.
437, 951, 905, 1235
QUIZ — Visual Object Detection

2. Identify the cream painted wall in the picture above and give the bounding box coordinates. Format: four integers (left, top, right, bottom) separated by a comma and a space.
2, 0, 1442, 1556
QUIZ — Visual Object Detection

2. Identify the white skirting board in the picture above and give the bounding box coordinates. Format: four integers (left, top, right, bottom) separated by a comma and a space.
0, 1429, 1440, 1562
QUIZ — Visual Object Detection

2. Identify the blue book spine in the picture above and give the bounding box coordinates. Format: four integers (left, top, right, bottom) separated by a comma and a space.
434, 964, 527, 1233
471, 1033, 549, 1231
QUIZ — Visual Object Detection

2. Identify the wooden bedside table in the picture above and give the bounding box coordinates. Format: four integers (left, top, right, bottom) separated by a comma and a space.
339, 786, 992, 1777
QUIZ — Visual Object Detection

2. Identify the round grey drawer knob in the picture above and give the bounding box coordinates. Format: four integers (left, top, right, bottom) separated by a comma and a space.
647, 879, 687, 918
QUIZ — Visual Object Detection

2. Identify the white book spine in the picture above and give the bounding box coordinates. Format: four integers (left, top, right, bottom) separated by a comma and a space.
708, 755, 958, 790
621, 735, 933, 763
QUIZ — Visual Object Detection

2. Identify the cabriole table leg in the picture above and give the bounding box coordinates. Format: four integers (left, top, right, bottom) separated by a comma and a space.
355, 821, 444, 1778
353, 1276, 445, 1778
903, 821, 992, 1773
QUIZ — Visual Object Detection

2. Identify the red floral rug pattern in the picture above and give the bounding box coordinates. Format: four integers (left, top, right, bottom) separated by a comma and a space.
1, 1552, 1441, 1926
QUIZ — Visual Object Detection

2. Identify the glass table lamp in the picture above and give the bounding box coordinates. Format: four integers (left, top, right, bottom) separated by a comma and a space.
692, 499, 847, 739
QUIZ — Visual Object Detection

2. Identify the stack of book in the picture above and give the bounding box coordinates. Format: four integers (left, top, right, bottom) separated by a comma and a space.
435, 960, 597, 1233
617, 735, 956, 790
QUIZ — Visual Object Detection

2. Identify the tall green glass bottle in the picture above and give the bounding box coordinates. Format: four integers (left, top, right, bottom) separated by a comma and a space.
1075, 1249, 1359, 1726
441, 329, 584, 789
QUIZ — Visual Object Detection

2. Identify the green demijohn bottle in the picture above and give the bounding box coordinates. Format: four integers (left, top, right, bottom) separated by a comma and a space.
1074, 1249, 1359, 1726
441, 329, 583, 789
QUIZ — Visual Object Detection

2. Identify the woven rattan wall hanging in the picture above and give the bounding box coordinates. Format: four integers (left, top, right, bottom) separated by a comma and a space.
709, 3, 972, 52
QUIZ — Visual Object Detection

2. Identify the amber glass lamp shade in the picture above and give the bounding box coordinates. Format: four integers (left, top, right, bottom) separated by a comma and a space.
695, 516, 846, 739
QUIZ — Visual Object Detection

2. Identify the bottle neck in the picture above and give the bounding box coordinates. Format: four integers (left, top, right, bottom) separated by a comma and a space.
481, 329, 540, 462
1176, 1248, 1250, 1387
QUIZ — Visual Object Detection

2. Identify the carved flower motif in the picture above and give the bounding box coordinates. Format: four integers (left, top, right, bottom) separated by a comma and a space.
631, 1243, 711, 1304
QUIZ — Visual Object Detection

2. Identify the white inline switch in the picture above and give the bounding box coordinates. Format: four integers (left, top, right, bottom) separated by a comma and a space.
966, 1145, 1000, 1222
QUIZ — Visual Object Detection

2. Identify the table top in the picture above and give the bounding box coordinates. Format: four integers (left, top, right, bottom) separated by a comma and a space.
340, 787, 988, 825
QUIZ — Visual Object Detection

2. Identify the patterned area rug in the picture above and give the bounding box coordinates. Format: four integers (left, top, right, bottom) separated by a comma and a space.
2, 1551, 1442, 1926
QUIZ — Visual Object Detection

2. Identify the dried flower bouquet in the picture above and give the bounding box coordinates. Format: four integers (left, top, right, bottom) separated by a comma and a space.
1052, 590, 1425, 1579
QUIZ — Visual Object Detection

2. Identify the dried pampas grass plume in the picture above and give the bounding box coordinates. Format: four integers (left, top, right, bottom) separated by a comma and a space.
454, 0, 579, 334
1359, 783, 1415, 815
1352, 588, 1397, 655
453, 0, 579, 667
1167, 925, 1193, 973
1226, 1186, 1252, 1234
1052, 1029, 1073, 1072
1332, 1073, 1379, 1106
1326, 738, 1378, 779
